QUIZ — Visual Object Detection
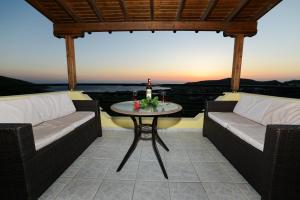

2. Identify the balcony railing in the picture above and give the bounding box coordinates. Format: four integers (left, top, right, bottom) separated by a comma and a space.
85, 91, 224, 117
1, 83, 299, 118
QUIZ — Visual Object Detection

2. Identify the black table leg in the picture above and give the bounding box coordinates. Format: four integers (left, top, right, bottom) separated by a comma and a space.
152, 117, 168, 179
117, 116, 140, 172
117, 115, 169, 179
156, 133, 169, 152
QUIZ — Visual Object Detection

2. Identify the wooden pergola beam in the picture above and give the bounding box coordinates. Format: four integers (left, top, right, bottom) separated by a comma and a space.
150, 0, 154, 20
54, 21, 257, 38
87, 0, 104, 22
65, 35, 77, 90
55, 0, 82, 23
118, 0, 128, 21
176, 0, 186, 20
226, 0, 251, 22
231, 34, 244, 92
201, 0, 219, 21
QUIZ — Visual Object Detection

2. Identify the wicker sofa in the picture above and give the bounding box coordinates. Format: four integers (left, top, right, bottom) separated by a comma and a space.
0, 92, 102, 199
203, 94, 300, 200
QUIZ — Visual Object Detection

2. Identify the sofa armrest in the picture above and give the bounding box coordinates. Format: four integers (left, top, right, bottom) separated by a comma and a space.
0, 123, 36, 161
205, 101, 238, 115
262, 125, 300, 199
73, 100, 99, 112
0, 124, 36, 198
72, 100, 102, 137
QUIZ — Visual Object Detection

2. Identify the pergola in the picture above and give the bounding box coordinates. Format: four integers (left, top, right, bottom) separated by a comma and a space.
26, 0, 282, 91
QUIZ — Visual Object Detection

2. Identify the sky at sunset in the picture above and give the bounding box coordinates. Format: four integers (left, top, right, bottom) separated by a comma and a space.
0, 1, 299, 84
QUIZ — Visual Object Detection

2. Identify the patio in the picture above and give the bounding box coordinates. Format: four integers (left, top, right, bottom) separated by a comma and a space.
1, 1, 290, 199
39, 128, 259, 200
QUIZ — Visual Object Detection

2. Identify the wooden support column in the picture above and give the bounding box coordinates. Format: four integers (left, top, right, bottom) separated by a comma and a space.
65, 35, 77, 90
231, 34, 244, 92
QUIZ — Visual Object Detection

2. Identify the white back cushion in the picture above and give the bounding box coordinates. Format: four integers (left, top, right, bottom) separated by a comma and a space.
233, 94, 272, 124
52, 93, 76, 117
0, 98, 40, 125
261, 99, 300, 125
30, 93, 76, 123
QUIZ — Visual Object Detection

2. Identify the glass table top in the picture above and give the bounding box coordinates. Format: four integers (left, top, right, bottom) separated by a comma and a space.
111, 101, 182, 116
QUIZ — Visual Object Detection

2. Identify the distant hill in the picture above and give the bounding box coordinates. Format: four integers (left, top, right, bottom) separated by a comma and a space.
0, 76, 35, 86
0, 76, 48, 96
284, 80, 300, 87
186, 78, 298, 87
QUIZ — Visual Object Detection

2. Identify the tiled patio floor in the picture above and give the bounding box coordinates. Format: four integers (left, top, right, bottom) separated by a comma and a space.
39, 129, 260, 200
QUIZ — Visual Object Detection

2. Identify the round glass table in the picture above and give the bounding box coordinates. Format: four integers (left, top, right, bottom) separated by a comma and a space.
111, 101, 182, 179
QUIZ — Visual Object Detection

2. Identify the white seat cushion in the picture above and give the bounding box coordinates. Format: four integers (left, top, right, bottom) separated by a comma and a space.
30, 93, 76, 124
227, 124, 266, 151
233, 94, 272, 124
33, 111, 95, 150
46, 111, 95, 130
33, 120, 74, 150
208, 112, 259, 128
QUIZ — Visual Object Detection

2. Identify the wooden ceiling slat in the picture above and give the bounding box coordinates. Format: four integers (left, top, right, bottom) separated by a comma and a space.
236, 0, 269, 20
102, 12, 123, 16
127, 12, 150, 15
155, 8, 178, 12
125, 0, 146, 2
26, 0, 56, 23
252, 0, 282, 20
127, 9, 150, 13
97, 6, 121, 9
201, 0, 219, 21
27, 0, 281, 37
55, 0, 82, 22
31, 0, 75, 23
87, 0, 104, 21
102, 16, 123, 19
154, 1, 178, 6
76, 14, 98, 18
208, 0, 239, 21
128, 14, 150, 17
183, 10, 205, 13
181, 1, 206, 19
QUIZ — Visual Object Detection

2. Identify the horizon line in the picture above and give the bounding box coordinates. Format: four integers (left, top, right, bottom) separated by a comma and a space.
2, 75, 299, 85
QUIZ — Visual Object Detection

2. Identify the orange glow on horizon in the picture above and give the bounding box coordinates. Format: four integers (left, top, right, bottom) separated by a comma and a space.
76, 67, 231, 83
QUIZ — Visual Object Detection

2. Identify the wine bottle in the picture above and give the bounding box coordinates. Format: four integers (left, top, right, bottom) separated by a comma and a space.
146, 78, 152, 99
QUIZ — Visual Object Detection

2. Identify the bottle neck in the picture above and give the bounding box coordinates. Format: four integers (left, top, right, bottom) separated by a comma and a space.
147, 79, 152, 89
146, 78, 152, 99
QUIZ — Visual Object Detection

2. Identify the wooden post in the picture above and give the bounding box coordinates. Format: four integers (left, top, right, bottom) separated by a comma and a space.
65, 35, 77, 90
231, 34, 244, 92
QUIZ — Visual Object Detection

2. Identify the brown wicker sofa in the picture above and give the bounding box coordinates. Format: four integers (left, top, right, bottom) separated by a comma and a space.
0, 93, 102, 199
203, 94, 300, 200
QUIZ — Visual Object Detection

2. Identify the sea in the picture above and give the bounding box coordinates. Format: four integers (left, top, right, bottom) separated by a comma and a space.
47, 85, 171, 93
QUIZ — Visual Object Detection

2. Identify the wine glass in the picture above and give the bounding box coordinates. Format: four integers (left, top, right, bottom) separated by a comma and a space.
161, 91, 166, 103
132, 91, 138, 101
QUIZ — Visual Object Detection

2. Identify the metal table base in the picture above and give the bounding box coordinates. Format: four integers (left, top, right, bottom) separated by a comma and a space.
116, 116, 169, 178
